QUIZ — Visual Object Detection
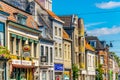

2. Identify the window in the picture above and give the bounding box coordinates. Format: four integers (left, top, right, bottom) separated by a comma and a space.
46, 47, 48, 62
0, 22, 5, 46
10, 37, 14, 54
17, 14, 27, 25
75, 35, 78, 46
55, 43, 58, 57
90, 55, 91, 66
68, 45, 70, 59
50, 48, 53, 63
22, 40, 25, 49
55, 27, 57, 36
42, 71, 46, 80
59, 28, 61, 37
16, 39, 20, 54
89, 40, 96, 48
64, 44, 67, 58
81, 38, 84, 46
34, 43, 37, 57
29, 42, 32, 56
100, 56, 104, 64
41, 46, 44, 56
59, 44, 62, 57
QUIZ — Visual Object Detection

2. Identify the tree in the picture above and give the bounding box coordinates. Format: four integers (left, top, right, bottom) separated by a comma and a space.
0, 46, 10, 59
110, 52, 120, 67
96, 64, 103, 80
72, 64, 79, 80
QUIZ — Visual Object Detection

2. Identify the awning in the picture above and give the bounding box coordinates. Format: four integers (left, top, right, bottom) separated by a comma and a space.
12, 64, 34, 68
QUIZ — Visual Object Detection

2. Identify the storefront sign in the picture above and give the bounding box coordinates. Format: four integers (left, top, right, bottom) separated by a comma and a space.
54, 64, 63, 71
12, 60, 32, 66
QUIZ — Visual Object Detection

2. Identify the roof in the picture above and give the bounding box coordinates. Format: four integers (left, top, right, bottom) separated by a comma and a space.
46, 10, 64, 23
59, 15, 72, 27
0, 4, 3, 11
35, 0, 64, 23
63, 29, 70, 40
85, 36, 104, 50
85, 40, 95, 52
0, 1, 38, 29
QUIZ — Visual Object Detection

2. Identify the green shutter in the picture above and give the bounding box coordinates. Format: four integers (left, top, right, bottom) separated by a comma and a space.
11, 33, 16, 38
29, 39, 34, 43
22, 37, 27, 41
34, 40, 39, 44
17, 35, 22, 39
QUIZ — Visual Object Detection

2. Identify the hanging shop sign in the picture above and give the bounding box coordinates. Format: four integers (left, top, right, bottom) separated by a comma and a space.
41, 56, 47, 62
54, 64, 63, 71
22, 44, 30, 57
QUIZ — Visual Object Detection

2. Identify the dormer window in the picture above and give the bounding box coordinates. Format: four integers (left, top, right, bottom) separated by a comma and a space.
89, 40, 96, 48
17, 13, 27, 25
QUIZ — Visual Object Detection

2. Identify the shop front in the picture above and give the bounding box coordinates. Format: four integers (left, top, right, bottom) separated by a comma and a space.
64, 70, 71, 80
9, 59, 34, 80
54, 64, 64, 80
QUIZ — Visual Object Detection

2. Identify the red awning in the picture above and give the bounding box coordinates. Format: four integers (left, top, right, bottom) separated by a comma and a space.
12, 64, 34, 68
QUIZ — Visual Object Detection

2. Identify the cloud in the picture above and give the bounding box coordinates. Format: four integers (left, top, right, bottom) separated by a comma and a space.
87, 25, 120, 36
95, 1, 120, 9
85, 22, 106, 28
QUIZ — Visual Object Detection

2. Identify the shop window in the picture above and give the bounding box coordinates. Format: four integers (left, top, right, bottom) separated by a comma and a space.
42, 71, 46, 80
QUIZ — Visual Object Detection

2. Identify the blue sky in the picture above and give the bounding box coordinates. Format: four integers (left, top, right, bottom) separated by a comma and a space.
53, 0, 120, 56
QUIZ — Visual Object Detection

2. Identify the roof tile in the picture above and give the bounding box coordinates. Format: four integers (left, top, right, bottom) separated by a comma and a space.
85, 40, 95, 51
0, 1, 38, 29
63, 29, 70, 40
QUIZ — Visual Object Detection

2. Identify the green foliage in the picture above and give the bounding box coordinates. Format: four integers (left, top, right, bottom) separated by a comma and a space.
116, 73, 118, 80
96, 64, 103, 80
0, 46, 10, 58
72, 64, 79, 80
0, 46, 10, 54
110, 52, 120, 67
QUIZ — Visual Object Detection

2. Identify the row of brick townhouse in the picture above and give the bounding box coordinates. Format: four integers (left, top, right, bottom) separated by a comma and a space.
0, 0, 120, 80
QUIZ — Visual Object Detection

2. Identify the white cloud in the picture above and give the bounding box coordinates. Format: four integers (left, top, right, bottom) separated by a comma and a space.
87, 25, 120, 36
95, 1, 120, 9
85, 22, 106, 28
